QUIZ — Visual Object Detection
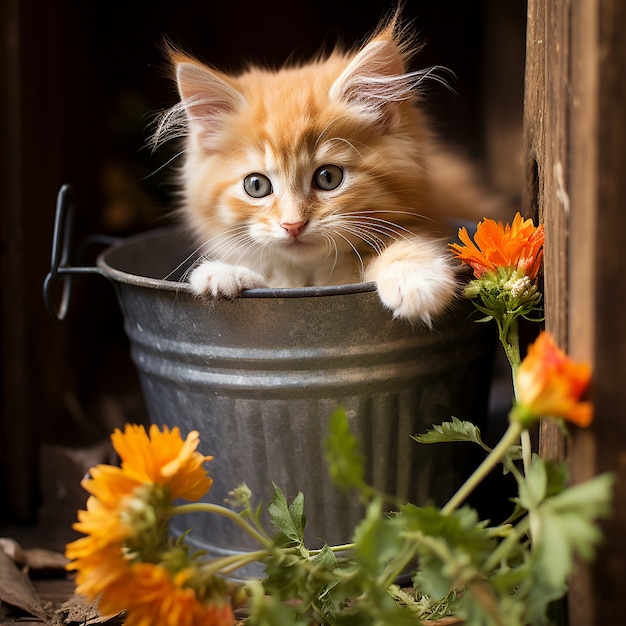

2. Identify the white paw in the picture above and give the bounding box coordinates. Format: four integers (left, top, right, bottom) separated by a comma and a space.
365, 239, 458, 326
188, 261, 268, 298
375, 266, 457, 326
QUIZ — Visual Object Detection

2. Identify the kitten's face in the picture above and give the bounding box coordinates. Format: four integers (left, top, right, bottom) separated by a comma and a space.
154, 19, 484, 322
169, 29, 433, 269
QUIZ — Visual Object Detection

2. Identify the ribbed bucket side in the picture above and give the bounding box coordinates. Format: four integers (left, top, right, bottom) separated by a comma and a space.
100, 229, 494, 580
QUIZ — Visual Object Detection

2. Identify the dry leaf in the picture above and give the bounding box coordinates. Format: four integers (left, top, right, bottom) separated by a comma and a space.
22, 548, 70, 578
0, 537, 26, 565
0, 549, 49, 623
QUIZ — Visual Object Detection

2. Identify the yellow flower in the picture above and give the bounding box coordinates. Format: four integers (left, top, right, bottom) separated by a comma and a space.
65, 494, 134, 597
98, 563, 235, 626
513, 332, 593, 427
65, 424, 220, 617
110, 423, 214, 501
450, 212, 545, 279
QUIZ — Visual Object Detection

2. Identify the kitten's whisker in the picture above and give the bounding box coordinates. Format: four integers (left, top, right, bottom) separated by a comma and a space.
163, 245, 206, 281
334, 231, 366, 276
255, 244, 273, 282
319, 136, 366, 161
142, 149, 187, 181
323, 214, 401, 251
340, 217, 414, 242
333, 224, 386, 257
177, 227, 256, 282
198, 227, 255, 260
234, 237, 264, 268
315, 117, 378, 161
343, 208, 434, 224
319, 233, 340, 278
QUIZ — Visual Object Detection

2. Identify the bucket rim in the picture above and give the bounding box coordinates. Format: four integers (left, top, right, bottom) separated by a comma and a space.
96, 226, 378, 298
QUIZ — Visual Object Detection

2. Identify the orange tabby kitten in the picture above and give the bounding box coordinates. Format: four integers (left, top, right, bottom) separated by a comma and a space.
154, 14, 491, 326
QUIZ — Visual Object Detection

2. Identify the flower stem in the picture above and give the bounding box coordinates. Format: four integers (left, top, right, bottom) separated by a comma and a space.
199, 549, 271, 576
442, 420, 523, 515
499, 317, 521, 390
309, 542, 355, 555
482, 515, 531, 573
379, 544, 419, 590
172, 502, 272, 548
520, 429, 532, 476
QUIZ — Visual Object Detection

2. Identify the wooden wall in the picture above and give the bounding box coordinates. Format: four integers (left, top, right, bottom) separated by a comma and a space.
525, 0, 626, 622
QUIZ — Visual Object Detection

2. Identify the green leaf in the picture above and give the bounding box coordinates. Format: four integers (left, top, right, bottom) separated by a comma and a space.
324, 407, 365, 491
402, 504, 496, 602
524, 472, 614, 623
310, 543, 337, 570
352, 497, 404, 575
517, 455, 548, 510
516, 456, 569, 512
246, 580, 309, 626
540, 472, 613, 567
501, 444, 524, 475
267, 483, 306, 545
412, 416, 490, 452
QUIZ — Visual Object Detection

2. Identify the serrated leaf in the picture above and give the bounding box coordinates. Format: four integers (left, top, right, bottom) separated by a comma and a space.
524, 472, 614, 623
310, 543, 337, 570
267, 483, 306, 545
402, 504, 494, 559
324, 407, 365, 491
549, 471, 613, 519
403, 504, 496, 603
412, 416, 490, 452
517, 455, 547, 510
540, 472, 613, 567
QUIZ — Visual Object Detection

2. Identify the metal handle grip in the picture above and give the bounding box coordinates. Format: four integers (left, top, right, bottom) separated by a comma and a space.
43, 184, 119, 320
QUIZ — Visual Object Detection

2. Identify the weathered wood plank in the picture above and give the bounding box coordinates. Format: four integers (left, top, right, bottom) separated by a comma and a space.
568, 0, 626, 622
526, 0, 626, 621
524, 0, 569, 462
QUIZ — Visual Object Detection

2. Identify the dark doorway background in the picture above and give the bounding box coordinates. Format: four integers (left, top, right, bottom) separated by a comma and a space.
0, 0, 526, 531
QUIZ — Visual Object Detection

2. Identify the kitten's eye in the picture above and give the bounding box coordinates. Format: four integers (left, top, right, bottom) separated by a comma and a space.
243, 173, 273, 198
313, 165, 344, 191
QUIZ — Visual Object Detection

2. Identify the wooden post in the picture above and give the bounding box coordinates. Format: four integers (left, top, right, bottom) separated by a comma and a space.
524, 0, 569, 461
524, 0, 626, 621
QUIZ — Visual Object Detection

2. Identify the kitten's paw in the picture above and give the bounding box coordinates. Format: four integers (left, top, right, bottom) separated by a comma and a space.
365, 240, 458, 327
374, 267, 457, 327
188, 261, 268, 298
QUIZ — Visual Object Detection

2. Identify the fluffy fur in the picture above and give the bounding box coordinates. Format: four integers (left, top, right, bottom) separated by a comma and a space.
153, 14, 492, 326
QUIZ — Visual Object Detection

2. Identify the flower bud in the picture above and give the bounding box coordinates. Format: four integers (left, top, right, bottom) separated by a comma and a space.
512, 332, 593, 427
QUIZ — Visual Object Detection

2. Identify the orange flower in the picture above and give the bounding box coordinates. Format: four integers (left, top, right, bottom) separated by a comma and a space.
109, 423, 214, 502
98, 563, 235, 626
75, 424, 213, 516
66, 424, 217, 607
514, 332, 593, 427
450, 212, 545, 279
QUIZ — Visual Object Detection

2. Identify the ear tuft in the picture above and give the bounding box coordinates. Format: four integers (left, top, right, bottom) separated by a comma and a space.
151, 53, 246, 153
329, 16, 420, 130
175, 60, 246, 151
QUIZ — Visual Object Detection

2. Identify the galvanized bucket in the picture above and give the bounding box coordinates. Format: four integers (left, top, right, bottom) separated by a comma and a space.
45, 185, 495, 579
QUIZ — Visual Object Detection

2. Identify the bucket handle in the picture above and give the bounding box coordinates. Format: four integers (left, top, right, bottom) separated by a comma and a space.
43, 184, 122, 320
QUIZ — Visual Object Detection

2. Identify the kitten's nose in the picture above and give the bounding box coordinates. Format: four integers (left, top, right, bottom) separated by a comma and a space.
281, 220, 307, 238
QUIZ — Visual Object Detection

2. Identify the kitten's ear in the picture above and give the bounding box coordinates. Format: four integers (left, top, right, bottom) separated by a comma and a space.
329, 27, 409, 130
175, 58, 246, 151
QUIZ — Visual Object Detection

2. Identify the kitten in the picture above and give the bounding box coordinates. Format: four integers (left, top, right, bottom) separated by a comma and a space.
153, 14, 492, 326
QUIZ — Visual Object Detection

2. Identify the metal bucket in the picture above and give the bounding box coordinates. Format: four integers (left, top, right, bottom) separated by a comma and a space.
45, 186, 495, 579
